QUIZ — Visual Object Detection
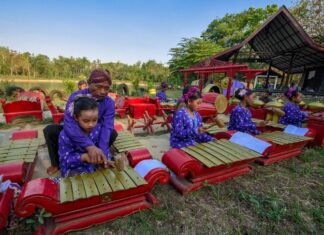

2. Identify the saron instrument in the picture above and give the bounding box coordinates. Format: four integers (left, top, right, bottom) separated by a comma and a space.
162, 139, 263, 194
0, 138, 40, 183
15, 161, 170, 235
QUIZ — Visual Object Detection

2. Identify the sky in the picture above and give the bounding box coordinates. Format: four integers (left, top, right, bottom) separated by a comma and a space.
0, 0, 293, 64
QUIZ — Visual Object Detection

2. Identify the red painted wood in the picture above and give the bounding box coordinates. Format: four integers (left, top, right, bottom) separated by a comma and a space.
168, 163, 253, 194
127, 148, 152, 167
11, 130, 38, 140
0, 188, 14, 229
307, 113, 324, 147
114, 123, 124, 132
1, 98, 43, 123
0, 162, 26, 184
214, 130, 312, 166
14, 165, 169, 234
197, 103, 217, 119
45, 96, 64, 124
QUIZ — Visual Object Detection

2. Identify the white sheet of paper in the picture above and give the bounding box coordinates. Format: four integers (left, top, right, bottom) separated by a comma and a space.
134, 159, 167, 178
284, 125, 308, 136
229, 132, 271, 154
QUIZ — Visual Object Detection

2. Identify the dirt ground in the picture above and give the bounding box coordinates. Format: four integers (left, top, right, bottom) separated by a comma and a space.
1, 118, 323, 235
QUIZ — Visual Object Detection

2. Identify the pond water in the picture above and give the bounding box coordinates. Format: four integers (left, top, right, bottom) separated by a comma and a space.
0, 80, 65, 93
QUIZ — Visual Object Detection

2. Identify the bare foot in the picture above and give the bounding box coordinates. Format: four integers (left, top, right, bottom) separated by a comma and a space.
47, 166, 59, 175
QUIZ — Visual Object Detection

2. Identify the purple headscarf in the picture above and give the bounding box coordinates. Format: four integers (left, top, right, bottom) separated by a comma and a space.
161, 82, 168, 89
180, 86, 200, 102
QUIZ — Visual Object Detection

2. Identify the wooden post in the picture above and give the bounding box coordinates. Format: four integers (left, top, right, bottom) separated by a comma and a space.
226, 70, 234, 100
285, 54, 295, 87
183, 72, 188, 88
199, 73, 204, 92
265, 60, 272, 88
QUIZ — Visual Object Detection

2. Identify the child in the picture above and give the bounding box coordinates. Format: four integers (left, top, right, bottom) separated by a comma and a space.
58, 96, 114, 177
78, 80, 88, 90
260, 89, 272, 104
170, 87, 214, 148
156, 82, 168, 102
228, 88, 266, 135
279, 88, 307, 127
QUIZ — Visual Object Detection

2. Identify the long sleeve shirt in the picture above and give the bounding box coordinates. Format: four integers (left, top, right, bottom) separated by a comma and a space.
279, 102, 307, 127
170, 107, 214, 148
228, 104, 260, 135
156, 90, 167, 102
59, 124, 102, 177
63, 88, 115, 159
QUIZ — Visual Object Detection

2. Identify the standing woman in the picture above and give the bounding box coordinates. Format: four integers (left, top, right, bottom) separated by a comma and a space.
228, 88, 265, 135
170, 87, 214, 148
279, 88, 307, 127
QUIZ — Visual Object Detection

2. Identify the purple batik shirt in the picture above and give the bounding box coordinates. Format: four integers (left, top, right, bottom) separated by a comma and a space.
228, 104, 260, 135
170, 107, 214, 148
156, 90, 167, 102
59, 124, 102, 177
279, 102, 306, 127
63, 88, 115, 160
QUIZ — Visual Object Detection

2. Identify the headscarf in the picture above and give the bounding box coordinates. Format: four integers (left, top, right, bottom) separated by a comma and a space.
180, 86, 199, 102
161, 82, 168, 89
88, 68, 112, 85
286, 87, 297, 99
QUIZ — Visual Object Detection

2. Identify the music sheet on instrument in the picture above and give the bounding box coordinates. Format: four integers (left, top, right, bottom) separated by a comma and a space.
229, 132, 271, 154
284, 125, 308, 136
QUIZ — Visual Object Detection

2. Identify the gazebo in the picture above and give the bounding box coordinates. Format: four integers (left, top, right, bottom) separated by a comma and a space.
180, 6, 324, 96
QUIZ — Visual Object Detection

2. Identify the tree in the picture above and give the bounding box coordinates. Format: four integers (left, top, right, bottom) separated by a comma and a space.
168, 38, 222, 73
291, 0, 324, 45
201, 5, 278, 47
30, 54, 50, 77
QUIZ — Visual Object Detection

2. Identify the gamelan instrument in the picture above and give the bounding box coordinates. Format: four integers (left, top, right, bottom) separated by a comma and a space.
307, 112, 324, 147
113, 130, 151, 166
0, 137, 40, 184
209, 129, 314, 166
162, 139, 264, 194
15, 161, 169, 235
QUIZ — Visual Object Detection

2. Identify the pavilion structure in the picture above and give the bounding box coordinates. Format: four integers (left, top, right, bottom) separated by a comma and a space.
180, 6, 324, 96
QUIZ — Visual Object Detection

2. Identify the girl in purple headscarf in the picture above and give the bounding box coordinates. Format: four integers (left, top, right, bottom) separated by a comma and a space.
170, 87, 214, 148
279, 88, 307, 127
228, 88, 266, 135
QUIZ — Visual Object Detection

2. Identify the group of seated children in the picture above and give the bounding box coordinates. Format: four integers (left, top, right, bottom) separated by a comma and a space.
50, 73, 307, 178
169, 85, 307, 150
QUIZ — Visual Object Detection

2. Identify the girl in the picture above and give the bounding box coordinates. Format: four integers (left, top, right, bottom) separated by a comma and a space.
58, 96, 115, 177
228, 88, 265, 135
170, 87, 214, 148
279, 88, 307, 127
156, 82, 168, 102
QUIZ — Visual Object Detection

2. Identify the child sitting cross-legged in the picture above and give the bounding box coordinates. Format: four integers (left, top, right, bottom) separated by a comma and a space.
58, 96, 115, 177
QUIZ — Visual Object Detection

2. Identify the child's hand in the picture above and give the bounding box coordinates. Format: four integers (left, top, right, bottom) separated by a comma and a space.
257, 120, 266, 127
104, 160, 115, 168
81, 153, 91, 163
198, 127, 206, 134
86, 146, 106, 164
